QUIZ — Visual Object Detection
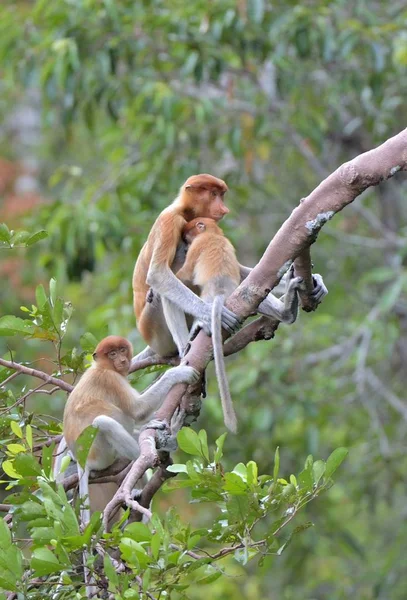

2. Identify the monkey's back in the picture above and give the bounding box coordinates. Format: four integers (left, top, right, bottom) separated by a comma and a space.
188, 232, 240, 295
132, 205, 186, 319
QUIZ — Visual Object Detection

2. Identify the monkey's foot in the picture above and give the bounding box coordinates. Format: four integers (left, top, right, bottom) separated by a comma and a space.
310, 273, 328, 304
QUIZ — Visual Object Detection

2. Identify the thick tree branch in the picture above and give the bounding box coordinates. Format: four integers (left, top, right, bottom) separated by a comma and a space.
104, 130, 406, 527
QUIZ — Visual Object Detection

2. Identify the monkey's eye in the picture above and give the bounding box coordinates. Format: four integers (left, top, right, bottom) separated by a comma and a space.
108, 350, 118, 359
120, 347, 127, 353
211, 190, 217, 197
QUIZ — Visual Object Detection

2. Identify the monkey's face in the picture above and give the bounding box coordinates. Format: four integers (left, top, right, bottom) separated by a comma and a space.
185, 184, 229, 222
107, 346, 131, 375
200, 188, 229, 222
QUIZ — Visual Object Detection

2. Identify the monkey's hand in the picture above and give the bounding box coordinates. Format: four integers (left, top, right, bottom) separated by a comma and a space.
170, 407, 186, 436
310, 273, 328, 304
200, 303, 240, 336
166, 365, 200, 386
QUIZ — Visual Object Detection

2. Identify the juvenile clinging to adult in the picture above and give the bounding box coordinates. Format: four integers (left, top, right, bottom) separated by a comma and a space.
132, 174, 241, 360
62, 335, 199, 521
176, 218, 308, 433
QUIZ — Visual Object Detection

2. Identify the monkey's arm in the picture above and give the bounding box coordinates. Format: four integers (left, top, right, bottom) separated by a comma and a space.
175, 258, 195, 284
147, 218, 239, 335
133, 365, 200, 422
239, 263, 328, 308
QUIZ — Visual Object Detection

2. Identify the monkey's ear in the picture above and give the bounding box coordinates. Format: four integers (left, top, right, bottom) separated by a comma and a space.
185, 184, 192, 190
196, 222, 206, 231
92, 352, 97, 360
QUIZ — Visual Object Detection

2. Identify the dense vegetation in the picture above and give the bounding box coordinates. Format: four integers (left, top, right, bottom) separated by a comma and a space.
0, 1, 406, 598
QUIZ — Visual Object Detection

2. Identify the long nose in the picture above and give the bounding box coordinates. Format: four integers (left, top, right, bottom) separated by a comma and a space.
220, 204, 230, 215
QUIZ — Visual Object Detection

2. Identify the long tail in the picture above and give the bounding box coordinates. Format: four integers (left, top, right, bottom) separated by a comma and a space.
212, 296, 238, 433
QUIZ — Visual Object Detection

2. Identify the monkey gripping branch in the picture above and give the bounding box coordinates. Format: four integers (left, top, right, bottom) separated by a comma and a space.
102, 128, 407, 526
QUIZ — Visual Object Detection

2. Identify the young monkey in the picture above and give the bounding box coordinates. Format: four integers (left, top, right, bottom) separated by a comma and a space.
61, 335, 199, 523
176, 218, 307, 433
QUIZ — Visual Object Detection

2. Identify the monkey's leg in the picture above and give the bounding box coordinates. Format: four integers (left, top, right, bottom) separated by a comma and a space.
135, 366, 200, 422
131, 346, 157, 366
161, 297, 191, 356
148, 267, 240, 336
92, 416, 140, 460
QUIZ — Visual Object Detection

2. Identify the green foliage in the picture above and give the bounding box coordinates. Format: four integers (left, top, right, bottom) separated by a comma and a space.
0, 420, 346, 597
0, 224, 47, 249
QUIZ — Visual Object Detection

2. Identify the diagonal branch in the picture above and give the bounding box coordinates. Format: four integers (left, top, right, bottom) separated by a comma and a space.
0, 358, 73, 393
105, 128, 407, 527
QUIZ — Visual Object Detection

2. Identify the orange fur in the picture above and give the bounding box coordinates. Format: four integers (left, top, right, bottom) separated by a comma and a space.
132, 174, 230, 355
177, 218, 240, 291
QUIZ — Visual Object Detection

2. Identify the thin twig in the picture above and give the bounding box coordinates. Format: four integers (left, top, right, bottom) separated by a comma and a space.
0, 358, 73, 392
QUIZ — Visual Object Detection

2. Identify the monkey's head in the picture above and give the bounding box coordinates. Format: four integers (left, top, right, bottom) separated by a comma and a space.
180, 174, 229, 222
182, 217, 224, 244
93, 336, 133, 375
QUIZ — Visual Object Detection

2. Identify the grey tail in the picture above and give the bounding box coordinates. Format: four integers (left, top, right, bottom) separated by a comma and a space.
212, 296, 238, 434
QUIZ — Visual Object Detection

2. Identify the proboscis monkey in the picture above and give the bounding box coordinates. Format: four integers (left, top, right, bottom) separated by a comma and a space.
61, 336, 199, 523
176, 218, 308, 433
132, 174, 241, 360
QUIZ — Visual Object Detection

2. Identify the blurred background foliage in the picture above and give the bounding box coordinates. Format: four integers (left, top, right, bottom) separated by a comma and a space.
0, 0, 407, 598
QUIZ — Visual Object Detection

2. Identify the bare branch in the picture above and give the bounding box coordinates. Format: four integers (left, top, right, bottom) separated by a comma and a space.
0, 358, 73, 393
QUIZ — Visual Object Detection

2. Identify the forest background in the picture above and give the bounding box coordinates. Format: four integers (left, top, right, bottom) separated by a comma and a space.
0, 1, 407, 599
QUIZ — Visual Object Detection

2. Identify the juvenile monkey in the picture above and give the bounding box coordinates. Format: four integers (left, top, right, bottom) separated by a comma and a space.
132, 174, 240, 360
62, 335, 199, 522
176, 218, 307, 433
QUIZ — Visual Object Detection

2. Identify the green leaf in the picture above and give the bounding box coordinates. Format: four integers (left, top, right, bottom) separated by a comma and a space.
104, 554, 119, 591
14, 453, 42, 477
177, 427, 202, 456
246, 461, 258, 487
166, 464, 188, 473
196, 569, 222, 585
151, 532, 161, 561
75, 425, 98, 468
325, 447, 348, 478
25, 230, 48, 247
26, 425, 33, 450
198, 429, 209, 461
0, 223, 11, 243
124, 522, 152, 542
10, 230, 30, 245
223, 473, 247, 496
0, 520, 11, 549
233, 463, 247, 482
273, 447, 280, 482
312, 460, 326, 485
214, 432, 227, 463
31, 548, 63, 576
1, 460, 20, 479
35, 284, 48, 310
10, 422, 22, 439
0, 315, 35, 337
